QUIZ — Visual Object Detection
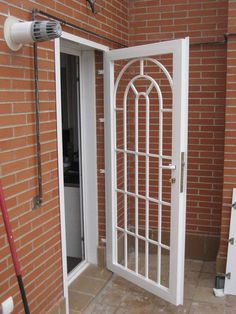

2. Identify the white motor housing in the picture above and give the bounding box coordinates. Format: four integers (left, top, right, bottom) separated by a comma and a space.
4, 16, 62, 51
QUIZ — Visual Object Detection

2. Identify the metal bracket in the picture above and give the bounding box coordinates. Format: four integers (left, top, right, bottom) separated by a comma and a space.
100, 169, 105, 174
97, 70, 104, 75
218, 272, 231, 280
228, 237, 234, 245
33, 195, 42, 209
232, 202, 236, 209
86, 0, 97, 14
99, 118, 105, 123
226, 273, 231, 280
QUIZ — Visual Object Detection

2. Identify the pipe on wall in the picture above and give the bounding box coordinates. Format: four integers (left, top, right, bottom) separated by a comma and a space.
32, 10, 43, 208
32, 8, 127, 48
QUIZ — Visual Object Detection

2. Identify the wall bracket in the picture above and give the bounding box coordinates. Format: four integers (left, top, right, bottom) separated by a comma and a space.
86, 0, 97, 14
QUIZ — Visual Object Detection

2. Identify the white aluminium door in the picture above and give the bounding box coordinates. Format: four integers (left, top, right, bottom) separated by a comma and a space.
104, 38, 189, 305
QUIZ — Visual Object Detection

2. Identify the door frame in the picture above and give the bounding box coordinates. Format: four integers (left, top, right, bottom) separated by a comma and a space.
54, 32, 109, 313
104, 38, 189, 305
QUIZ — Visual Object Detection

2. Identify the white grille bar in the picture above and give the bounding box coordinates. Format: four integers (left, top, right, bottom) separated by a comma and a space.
116, 226, 170, 251
145, 93, 150, 279
116, 189, 171, 207
135, 92, 139, 274
115, 148, 172, 160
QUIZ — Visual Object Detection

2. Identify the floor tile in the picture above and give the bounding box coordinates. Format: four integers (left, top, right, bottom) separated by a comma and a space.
69, 275, 107, 296
152, 296, 169, 309
82, 265, 112, 281
122, 289, 155, 303
185, 260, 203, 272
197, 272, 215, 288
97, 286, 126, 306
152, 299, 191, 313
226, 295, 236, 307
225, 307, 236, 314
184, 271, 200, 286
83, 302, 117, 314
70, 310, 81, 314
189, 302, 225, 314
112, 275, 145, 294
201, 261, 216, 274
117, 289, 156, 313
184, 283, 197, 300
69, 290, 93, 312
66, 260, 235, 314
193, 286, 225, 304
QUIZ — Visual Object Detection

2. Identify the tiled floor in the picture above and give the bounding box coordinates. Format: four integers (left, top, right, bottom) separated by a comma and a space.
69, 265, 112, 313
69, 260, 236, 314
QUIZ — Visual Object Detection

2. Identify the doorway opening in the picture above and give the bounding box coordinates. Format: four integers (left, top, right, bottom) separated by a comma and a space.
60, 52, 85, 274
55, 33, 109, 313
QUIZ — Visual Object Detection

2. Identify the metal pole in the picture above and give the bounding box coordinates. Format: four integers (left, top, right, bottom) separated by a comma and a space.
0, 181, 30, 314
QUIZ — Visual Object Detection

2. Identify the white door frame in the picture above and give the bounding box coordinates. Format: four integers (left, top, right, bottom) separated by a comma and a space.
224, 188, 236, 295
104, 38, 189, 305
54, 32, 109, 313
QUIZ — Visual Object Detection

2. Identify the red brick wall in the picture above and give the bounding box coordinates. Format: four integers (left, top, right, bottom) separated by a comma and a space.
0, 1, 128, 313
218, 0, 236, 269
129, 0, 227, 237
0, 0, 232, 312
95, 51, 106, 240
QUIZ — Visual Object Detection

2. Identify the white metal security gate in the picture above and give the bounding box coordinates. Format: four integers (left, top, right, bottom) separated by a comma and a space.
104, 38, 189, 305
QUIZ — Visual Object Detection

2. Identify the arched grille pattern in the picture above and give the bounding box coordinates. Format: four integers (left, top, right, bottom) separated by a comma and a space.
114, 57, 174, 287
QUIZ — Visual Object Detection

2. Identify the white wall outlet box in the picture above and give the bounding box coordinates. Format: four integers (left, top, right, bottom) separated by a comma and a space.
1, 297, 14, 314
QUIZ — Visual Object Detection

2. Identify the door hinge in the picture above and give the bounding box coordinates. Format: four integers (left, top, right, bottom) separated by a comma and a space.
180, 152, 185, 193
225, 273, 231, 280
228, 237, 234, 245
218, 272, 231, 280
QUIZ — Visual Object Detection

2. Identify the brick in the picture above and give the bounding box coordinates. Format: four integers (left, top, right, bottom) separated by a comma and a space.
0, 114, 26, 127
0, 128, 13, 139
0, 104, 12, 114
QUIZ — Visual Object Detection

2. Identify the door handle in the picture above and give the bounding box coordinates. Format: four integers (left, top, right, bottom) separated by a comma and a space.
180, 152, 185, 193
161, 164, 176, 170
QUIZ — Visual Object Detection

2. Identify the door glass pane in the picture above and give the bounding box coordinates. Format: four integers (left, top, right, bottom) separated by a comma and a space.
161, 248, 170, 288
148, 243, 159, 283
61, 52, 84, 273
117, 229, 125, 266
